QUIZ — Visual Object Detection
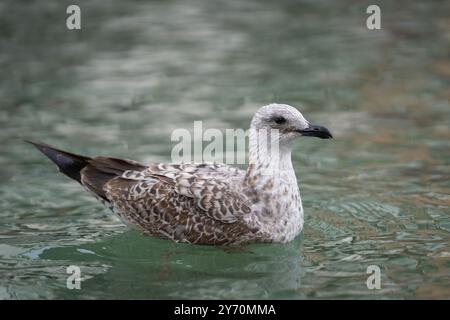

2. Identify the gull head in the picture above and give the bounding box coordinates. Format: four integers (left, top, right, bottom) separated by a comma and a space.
250, 103, 333, 146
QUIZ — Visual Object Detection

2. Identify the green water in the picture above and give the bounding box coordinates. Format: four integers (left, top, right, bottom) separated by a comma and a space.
1, 0, 450, 299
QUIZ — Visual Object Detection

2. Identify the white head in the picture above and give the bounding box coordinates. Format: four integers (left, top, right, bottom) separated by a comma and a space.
250, 103, 333, 146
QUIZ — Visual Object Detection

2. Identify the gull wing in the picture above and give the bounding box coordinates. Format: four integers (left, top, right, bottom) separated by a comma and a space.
103, 162, 251, 224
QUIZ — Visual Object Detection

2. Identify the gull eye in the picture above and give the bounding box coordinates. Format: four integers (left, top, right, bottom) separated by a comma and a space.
272, 116, 286, 125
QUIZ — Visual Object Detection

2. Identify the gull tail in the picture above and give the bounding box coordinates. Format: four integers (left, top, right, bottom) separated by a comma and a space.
26, 140, 91, 184
26, 140, 147, 202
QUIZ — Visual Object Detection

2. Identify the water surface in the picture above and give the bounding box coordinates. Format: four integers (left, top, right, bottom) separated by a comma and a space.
1, 0, 449, 299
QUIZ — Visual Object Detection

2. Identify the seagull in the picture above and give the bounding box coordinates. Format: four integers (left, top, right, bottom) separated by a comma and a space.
28, 103, 332, 245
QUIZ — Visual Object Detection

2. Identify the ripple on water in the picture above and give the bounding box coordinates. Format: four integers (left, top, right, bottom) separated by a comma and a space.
1, 0, 450, 299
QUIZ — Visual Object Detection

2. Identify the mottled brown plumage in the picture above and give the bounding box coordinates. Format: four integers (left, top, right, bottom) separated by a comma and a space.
28, 104, 332, 245
85, 160, 261, 245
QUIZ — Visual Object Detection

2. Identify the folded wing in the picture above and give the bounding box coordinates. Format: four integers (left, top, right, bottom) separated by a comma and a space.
100, 162, 251, 224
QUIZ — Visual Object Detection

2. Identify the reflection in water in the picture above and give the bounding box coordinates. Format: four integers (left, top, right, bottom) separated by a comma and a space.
0, 0, 449, 298
25, 233, 303, 299
96, 235, 304, 299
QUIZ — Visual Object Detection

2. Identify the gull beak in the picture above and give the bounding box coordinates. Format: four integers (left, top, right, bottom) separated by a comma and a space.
297, 124, 333, 139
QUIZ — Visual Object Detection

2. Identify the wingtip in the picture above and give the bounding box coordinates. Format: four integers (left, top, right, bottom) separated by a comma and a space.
24, 139, 40, 146
24, 139, 51, 151
25, 140, 92, 183
24, 139, 35, 145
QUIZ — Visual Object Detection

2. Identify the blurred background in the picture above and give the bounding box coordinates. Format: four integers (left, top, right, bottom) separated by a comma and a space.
0, 0, 449, 299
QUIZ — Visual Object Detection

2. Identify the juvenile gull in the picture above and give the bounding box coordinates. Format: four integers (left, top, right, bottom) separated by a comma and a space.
28, 104, 332, 245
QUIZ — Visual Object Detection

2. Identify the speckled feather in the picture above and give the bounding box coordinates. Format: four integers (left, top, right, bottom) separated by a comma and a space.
30, 104, 332, 245
88, 162, 263, 245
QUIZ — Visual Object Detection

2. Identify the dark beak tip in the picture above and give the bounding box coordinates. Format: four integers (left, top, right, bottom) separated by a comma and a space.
299, 124, 333, 139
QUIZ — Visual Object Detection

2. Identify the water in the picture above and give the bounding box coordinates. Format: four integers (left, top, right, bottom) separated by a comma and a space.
1, 0, 449, 299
